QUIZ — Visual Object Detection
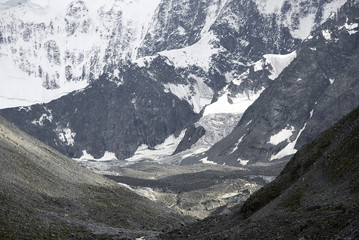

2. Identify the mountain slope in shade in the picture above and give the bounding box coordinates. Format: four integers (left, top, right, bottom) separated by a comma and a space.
197, 0, 359, 166
161, 102, 359, 240
0, 115, 191, 239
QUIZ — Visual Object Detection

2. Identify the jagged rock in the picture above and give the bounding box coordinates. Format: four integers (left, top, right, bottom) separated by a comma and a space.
173, 125, 206, 155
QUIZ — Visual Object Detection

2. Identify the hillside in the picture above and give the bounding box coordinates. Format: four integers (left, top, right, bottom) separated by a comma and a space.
162, 105, 359, 239
0, 115, 190, 239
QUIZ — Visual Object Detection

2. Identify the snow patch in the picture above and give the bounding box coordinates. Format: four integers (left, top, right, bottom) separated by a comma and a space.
291, 13, 316, 39
125, 130, 186, 164
339, 18, 359, 35
56, 126, 76, 146
230, 135, 245, 154
253, 0, 286, 15
322, 0, 347, 23
322, 29, 332, 40
269, 126, 295, 145
329, 78, 335, 84
31, 108, 53, 126
264, 51, 297, 80
200, 157, 217, 165
238, 159, 249, 166
254, 59, 264, 72
163, 74, 213, 113
75, 150, 118, 162
158, 31, 222, 72
0, 55, 88, 109
203, 89, 264, 116
270, 123, 307, 161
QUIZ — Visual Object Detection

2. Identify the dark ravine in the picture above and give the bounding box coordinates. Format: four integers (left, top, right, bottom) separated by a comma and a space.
0, 115, 192, 239
161, 104, 359, 240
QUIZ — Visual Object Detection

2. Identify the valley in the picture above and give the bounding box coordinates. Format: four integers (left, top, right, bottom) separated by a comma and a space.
1, 0, 359, 239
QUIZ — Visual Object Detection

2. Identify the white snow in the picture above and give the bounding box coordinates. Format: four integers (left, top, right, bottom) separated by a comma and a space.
339, 19, 359, 35
253, 0, 286, 15
329, 78, 335, 84
74, 150, 118, 162
200, 0, 229, 36
199, 157, 217, 165
158, 31, 222, 72
263, 51, 297, 80
270, 123, 307, 161
322, 29, 332, 40
254, 59, 264, 72
291, 13, 316, 39
56, 126, 76, 146
253, 0, 337, 40
163, 74, 213, 113
0, 55, 88, 109
203, 89, 264, 116
310, 109, 314, 118
0, 0, 162, 109
268, 126, 295, 145
238, 159, 249, 166
322, 0, 347, 23
124, 130, 186, 164
230, 135, 245, 154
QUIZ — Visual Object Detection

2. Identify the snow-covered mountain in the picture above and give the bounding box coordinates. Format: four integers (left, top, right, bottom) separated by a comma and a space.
0, 0, 352, 166
194, 0, 359, 166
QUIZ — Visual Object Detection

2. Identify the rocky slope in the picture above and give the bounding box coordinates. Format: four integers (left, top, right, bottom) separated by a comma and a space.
0, 115, 191, 239
197, 0, 359, 166
161, 98, 359, 240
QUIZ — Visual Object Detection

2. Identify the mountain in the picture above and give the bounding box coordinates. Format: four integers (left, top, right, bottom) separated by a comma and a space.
0, 0, 347, 164
161, 100, 359, 240
0, 115, 191, 239
195, 0, 359, 166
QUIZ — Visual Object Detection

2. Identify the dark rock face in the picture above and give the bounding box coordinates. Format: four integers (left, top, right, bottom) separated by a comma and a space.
161, 102, 359, 240
173, 125, 206, 155
202, 1, 359, 165
0, 64, 199, 160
